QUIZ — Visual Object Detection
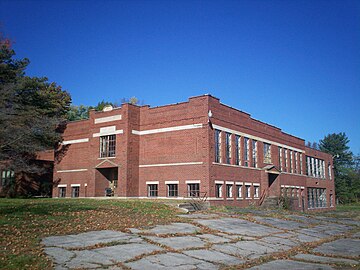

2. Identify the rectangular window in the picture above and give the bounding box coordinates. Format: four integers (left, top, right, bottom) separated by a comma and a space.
263, 143, 271, 163
290, 150, 293, 173
311, 157, 315, 177
215, 184, 223, 198
147, 184, 158, 197
100, 135, 116, 158
243, 137, 249, 166
226, 184, 233, 198
254, 185, 259, 198
59, 187, 66, 198
279, 147, 283, 171
300, 153, 303, 174
235, 135, 240, 165
295, 152, 298, 174
284, 149, 288, 172
315, 159, 319, 177
252, 140, 257, 168
215, 129, 222, 163
167, 184, 178, 197
328, 164, 332, 180
245, 185, 251, 198
71, 186, 79, 198
307, 188, 327, 209
1, 170, 15, 187
225, 132, 232, 164
236, 184, 243, 198
188, 183, 200, 197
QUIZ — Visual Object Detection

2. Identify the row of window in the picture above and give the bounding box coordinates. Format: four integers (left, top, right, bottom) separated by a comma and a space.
306, 156, 330, 179
215, 130, 270, 168
58, 186, 79, 198
147, 183, 200, 197
215, 183, 260, 199
278, 147, 303, 174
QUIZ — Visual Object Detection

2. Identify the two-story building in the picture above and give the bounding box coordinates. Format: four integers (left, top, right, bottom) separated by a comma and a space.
53, 94, 335, 210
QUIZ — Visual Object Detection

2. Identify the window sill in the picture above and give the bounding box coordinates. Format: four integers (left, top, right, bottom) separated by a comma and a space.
226, 198, 234, 200
98, 157, 116, 159
236, 198, 243, 200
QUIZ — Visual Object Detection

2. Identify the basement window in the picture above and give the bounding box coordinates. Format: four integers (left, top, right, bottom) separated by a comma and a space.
147, 184, 158, 197
167, 184, 178, 197
226, 184, 233, 198
71, 186, 80, 198
188, 183, 200, 197
59, 187, 66, 198
215, 184, 223, 198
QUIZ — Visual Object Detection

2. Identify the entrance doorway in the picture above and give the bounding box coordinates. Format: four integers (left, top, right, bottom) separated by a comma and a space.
96, 167, 118, 196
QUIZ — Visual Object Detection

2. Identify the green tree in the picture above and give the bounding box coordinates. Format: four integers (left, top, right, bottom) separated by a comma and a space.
0, 34, 71, 196
319, 133, 358, 203
67, 104, 91, 121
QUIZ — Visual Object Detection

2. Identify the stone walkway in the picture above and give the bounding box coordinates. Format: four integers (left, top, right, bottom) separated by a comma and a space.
42, 211, 360, 269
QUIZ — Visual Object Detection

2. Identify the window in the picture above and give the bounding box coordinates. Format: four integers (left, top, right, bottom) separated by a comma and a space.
307, 188, 327, 209
300, 154, 303, 174
226, 184, 233, 198
263, 143, 271, 163
237, 184, 243, 198
148, 184, 158, 197
215, 184, 223, 198
167, 184, 178, 197
328, 164, 332, 180
284, 149, 288, 172
330, 194, 334, 207
290, 150, 293, 173
295, 152, 298, 174
243, 137, 249, 166
252, 140, 257, 168
225, 132, 232, 164
59, 187, 66, 198
100, 135, 116, 158
72, 186, 80, 197
188, 183, 200, 197
215, 129, 222, 163
245, 185, 251, 198
311, 157, 315, 177
235, 135, 241, 165
1, 170, 14, 187
254, 185, 259, 198
279, 147, 283, 171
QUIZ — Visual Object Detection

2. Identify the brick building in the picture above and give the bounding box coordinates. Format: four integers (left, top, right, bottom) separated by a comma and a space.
53, 95, 335, 210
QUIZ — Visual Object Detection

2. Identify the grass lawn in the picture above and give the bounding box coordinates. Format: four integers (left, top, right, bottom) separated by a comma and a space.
0, 198, 182, 270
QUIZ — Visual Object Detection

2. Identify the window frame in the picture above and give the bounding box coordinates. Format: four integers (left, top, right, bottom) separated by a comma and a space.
100, 134, 116, 158
147, 184, 158, 197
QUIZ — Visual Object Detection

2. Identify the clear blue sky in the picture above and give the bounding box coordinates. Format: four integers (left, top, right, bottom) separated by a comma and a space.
1, 0, 359, 153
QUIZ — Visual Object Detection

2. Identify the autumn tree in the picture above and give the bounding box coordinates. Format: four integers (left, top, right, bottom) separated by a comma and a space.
0, 34, 71, 196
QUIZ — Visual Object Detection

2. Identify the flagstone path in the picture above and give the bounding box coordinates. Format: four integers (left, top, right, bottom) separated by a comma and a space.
42, 211, 360, 269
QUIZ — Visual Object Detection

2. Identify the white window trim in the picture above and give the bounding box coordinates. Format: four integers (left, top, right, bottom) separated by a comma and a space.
186, 180, 200, 184
58, 184, 67, 187
62, 138, 89, 145
132, 124, 203, 135
215, 180, 224, 184
71, 184, 80, 187
226, 181, 234, 185
165, 180, 179, 184
146, 181, 159, 185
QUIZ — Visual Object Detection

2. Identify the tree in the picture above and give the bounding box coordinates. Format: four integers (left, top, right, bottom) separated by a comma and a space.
67, 104, 91, 121
319, 133, 358, 203
0, 34, 71, 196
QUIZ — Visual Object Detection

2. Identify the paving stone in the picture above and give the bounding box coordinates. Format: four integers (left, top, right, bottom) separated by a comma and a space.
296, 228, 329, 238
138, 222, 201, 235
248, 259, 334, 269
314, 238, 360, 257
212, 240, 279, 259
144, 235, 206, 250
95, 242, 163, 262
183, 249, 244, 265
293, 253, 359, 265
43, 247, 74, 265
64, 249, 114, 269
125, 252, 218, 270
177, 213, 220, 219
260, 236, 298, 247
285, 215, 322, 224
42, 230, 142, 248
291, 232, 321, 243
196, 234, 232, 244
196, 218, 281, 236
352, 232, 360, 238
252, 216, 306, 230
